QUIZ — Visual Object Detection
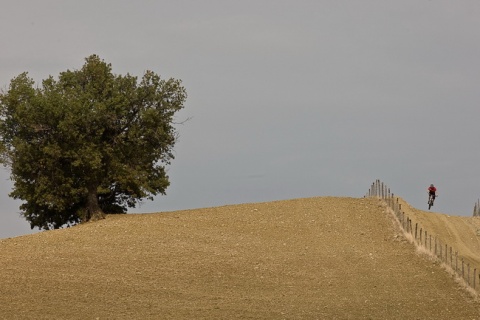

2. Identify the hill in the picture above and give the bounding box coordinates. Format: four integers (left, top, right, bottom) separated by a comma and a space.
396, 197, 480, 267
1, 197, 480, 319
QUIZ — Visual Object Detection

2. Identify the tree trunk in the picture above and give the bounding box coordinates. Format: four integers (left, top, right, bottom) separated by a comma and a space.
85, 184, 105, 222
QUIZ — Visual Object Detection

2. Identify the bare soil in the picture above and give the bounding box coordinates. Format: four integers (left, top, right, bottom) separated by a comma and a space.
397, 197, 480, 267
1, 197, 480, 319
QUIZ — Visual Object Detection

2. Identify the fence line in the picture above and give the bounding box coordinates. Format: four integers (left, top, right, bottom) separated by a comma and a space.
473, 199, 480, 217
367, 179, 480, 294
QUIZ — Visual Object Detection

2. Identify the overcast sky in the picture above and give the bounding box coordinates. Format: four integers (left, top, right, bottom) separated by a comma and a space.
1, 0, 479, 238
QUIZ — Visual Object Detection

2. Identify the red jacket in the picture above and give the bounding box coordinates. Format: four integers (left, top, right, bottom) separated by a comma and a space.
428, 186, 436, 193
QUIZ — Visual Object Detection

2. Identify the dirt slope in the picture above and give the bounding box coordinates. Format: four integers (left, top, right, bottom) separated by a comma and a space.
1, 197, 479, 319
397, 197, 480, 267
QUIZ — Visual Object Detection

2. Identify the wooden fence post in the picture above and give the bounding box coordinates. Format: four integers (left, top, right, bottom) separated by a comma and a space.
455, 252, 458, 273
450, 247, 452, 268
474, 269, 477, 289
445, 244, 447, 264
468, 264, 471, 286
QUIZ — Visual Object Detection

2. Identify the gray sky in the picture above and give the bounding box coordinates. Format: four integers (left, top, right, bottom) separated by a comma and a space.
1, 0, 480, 238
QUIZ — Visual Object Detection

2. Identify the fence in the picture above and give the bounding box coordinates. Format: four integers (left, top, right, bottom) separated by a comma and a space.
367, 179, 480, 294
473, 199, 480, 217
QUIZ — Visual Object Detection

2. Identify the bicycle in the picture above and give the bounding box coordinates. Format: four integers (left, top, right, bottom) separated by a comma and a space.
428, 194, 436, 210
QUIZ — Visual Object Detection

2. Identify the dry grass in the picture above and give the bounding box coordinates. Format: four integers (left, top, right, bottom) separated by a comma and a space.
1, 197, 480, 319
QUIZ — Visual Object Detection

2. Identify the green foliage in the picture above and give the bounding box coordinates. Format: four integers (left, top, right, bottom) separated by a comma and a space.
0, 55, 187, 230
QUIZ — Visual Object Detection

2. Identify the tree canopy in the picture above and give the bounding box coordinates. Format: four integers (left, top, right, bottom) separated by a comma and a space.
0, 55, 187, 230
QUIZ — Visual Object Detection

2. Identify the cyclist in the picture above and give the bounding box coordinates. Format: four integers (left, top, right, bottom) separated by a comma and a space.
428, 184, 437, 205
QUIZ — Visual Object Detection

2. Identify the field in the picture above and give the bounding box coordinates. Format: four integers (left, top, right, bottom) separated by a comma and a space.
1, 196, 480, 319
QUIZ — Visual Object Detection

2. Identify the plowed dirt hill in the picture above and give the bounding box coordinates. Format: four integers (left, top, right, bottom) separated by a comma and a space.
1, 197, 480, 319
397, 197, 480, 267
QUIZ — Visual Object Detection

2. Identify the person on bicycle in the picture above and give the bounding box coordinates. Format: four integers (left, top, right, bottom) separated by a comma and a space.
428, 184, 437, 203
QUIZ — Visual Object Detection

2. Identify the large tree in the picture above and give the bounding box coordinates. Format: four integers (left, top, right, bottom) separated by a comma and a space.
0, 55, 187, 230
